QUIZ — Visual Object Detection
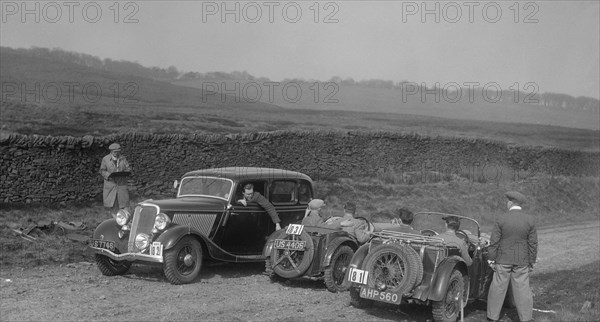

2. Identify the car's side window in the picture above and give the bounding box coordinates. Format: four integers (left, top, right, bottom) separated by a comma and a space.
237, 181, 267, 201
269, 180, 296, 205
298, 180, 312, 204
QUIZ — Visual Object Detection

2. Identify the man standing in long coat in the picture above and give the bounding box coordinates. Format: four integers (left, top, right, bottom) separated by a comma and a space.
487, 191, 537, 322
99, 143, 131, 214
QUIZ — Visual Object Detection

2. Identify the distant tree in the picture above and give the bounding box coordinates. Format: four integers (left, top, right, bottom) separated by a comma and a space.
166, 66, 179, 79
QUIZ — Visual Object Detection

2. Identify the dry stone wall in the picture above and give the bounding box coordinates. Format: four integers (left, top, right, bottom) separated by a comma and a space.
1, 131, 598, 204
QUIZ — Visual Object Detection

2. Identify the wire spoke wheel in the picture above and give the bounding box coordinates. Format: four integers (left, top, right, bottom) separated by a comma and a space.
363, 244, 422, 294
324, 245, 354, 293
432, 269, 465, 322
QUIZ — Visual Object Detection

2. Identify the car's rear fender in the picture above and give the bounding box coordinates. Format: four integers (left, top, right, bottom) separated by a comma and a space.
346, 243, 370, 281
422, 255, 468, 302
322, 236, 358, 268
262, 229, 287, 258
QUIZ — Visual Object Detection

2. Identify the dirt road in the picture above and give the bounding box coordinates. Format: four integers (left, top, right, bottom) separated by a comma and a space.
1, 221, 598, 321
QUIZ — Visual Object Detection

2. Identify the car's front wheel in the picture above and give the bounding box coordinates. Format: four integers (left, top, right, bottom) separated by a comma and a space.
324, 245, 354, 293
163, 236, 203, 285
432, 269, 465, 322
95, 254, 131, 276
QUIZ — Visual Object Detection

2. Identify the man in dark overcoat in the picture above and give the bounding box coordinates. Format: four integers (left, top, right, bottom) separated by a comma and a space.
487, 191, 537, 322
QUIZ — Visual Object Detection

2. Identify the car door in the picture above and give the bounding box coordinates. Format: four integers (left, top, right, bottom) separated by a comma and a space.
219, 180, 269, 255
468, 244, 495, 299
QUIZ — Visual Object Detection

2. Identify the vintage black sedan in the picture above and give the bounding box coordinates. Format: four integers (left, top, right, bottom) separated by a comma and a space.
90, 167, 313, 284
347, 212, 494, 322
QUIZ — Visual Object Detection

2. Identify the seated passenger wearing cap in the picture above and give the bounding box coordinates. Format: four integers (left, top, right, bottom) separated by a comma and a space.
438, 216, 473, 266
301, 199, 327, 227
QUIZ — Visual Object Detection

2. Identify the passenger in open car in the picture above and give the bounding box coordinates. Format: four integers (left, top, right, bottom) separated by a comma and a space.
370, 208, 416, 233
323, 202, 357, 229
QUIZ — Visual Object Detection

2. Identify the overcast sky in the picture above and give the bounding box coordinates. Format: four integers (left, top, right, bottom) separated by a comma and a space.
1, 1, 599, 98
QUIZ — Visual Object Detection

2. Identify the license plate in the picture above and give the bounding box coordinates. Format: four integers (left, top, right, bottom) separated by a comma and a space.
149, 242, 163, 257
285, 224, 304, 235
274, 239, 306, 250
90, 239, 115, 251
347, 267, 369, 285
360, 286, 402, 304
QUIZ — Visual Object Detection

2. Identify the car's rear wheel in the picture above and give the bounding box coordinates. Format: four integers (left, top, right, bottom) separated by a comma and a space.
324, 245, 354, 293
432, 269, 465, 322
362, 243, 423, 295
164, 236, 203, 285
95, 254, 131, 276
271, 230, 314, 279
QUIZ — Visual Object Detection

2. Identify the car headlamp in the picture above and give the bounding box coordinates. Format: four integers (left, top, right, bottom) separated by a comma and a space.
154, 213, 171, 231
135, 233, 150, 250
115, 209, 131, 226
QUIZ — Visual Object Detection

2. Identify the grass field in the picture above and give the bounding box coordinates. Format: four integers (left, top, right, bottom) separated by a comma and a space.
2, 47, 599, 151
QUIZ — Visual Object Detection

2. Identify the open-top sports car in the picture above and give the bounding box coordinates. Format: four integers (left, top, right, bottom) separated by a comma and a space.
347, 212, 494, 322
263, 222, 364, 293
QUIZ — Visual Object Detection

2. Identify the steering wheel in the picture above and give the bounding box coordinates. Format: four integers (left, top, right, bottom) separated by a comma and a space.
420, 229, 439, 236
455, 230, 470, 244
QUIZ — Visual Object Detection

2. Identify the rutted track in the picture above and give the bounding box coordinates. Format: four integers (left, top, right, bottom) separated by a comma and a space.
0, 221, 598, 321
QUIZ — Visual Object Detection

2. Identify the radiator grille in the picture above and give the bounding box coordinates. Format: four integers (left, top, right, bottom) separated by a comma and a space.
128, 205, 158, 252
172, 213, 216, 236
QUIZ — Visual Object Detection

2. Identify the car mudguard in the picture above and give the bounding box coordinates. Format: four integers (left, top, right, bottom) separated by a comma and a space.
346, 243, 370, 279
92, 219, 130, 253
262, 229, 287, 258
425, 255, 469, 302
322, 236, 358, 268
92, 218, 119, 239
155, 225, 216, 254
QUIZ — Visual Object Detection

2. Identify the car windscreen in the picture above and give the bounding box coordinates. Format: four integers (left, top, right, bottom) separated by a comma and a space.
178, 177, 233, 199
412, 213, 480, 238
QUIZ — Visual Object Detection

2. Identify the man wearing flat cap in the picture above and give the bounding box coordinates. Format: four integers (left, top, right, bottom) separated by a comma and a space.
438, 216, 472, 266
99, 143, 132, 215
487, 191, 537, 322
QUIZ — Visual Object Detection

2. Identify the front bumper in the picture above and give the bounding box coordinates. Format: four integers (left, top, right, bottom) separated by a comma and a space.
91, 247, 164, 263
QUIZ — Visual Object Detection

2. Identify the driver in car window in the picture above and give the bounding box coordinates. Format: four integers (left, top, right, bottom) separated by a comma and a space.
438, 216, 473, 266
237, 183, 281, 231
